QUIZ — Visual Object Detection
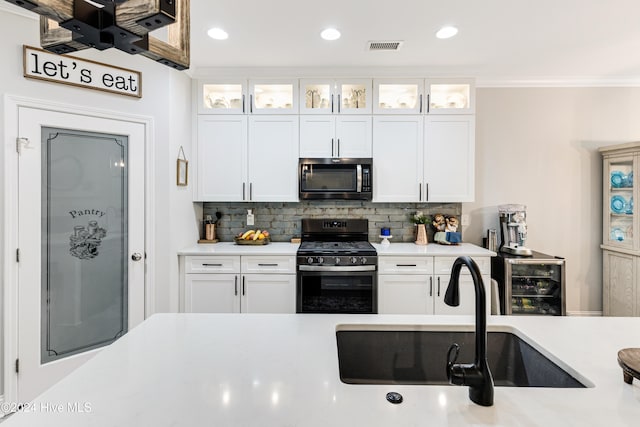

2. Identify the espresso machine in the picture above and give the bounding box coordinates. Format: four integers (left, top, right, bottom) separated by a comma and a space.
498, 204, 532, 256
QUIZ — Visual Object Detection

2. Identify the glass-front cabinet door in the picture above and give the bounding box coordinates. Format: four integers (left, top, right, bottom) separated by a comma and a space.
426, 78, 475, 114
603, 153, 637, 250
299, 79, 371, 114
198, 80, 247, 114
373, 79, 424, 114
249, 79, 298, 114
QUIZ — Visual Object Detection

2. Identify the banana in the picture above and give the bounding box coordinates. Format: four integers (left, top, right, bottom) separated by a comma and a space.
253, 230, 261, 240
241, 230, 255, 239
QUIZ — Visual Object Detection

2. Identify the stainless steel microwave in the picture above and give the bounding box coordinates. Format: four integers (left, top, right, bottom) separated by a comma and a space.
299, 158, 372, 200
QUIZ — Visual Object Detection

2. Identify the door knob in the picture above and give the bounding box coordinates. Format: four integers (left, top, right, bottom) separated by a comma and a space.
131, 253, 143, 261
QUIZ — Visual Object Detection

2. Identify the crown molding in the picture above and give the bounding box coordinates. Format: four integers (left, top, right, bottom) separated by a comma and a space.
476, 77, 640, 88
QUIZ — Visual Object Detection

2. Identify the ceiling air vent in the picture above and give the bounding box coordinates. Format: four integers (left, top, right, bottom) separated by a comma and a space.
367, 40, 404, 51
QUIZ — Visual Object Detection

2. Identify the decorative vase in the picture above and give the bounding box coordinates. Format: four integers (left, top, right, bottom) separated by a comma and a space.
415, 224, 428, 245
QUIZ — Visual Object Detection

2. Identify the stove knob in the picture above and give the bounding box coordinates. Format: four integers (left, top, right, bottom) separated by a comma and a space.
361, 257, 368, 264
317, 257, 324, 264
351, 257, 358, 264
335, 257, 341, 265
307, 257, 314, 264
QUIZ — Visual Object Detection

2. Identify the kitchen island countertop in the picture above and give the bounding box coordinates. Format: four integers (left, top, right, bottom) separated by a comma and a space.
2, 313, 639, 426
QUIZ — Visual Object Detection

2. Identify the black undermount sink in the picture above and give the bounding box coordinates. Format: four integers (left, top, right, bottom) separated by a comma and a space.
336, 325, 589, 388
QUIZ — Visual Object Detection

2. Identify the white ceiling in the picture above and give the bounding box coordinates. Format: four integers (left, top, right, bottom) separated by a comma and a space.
190, 0, 640, 84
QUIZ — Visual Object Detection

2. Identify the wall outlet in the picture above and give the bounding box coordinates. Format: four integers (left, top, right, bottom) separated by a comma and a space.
246, 209, 255, 226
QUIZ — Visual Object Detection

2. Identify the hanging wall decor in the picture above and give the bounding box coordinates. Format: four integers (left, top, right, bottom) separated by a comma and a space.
176, 146, 188, 186
5, 0, 189, 70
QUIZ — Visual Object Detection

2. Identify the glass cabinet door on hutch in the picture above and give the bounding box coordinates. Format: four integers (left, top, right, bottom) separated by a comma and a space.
603, 153, 637, 250
249, 80, 298, 114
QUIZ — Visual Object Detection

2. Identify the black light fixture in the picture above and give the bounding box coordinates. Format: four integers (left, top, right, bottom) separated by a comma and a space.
5, 0, 189, 70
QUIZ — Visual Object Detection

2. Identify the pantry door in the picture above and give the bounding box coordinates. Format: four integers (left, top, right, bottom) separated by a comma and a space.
16, 107, 146, 403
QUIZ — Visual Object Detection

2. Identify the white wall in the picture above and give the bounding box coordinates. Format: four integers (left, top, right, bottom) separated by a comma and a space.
464, 87, 640, 315
0, 6, 197, 395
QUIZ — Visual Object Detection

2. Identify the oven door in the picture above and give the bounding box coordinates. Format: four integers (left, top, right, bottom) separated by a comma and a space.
297, 268, 377, 314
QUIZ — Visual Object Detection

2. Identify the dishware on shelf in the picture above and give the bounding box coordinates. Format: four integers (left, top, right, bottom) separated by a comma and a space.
611, 171, 626, 188
611, 195, 628, 214
611, 227, 626, 242
627, 197, 634, 214
379, 234, 392, 246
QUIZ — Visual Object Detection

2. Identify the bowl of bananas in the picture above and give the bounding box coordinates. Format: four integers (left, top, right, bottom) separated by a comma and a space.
234, 229, 270, 245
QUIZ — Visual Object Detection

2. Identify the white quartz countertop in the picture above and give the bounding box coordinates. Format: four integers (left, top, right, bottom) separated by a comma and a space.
178, 242, 494, 257
3, 314, 639, 426
178, 242, 299, 256
374, 242, 496, 257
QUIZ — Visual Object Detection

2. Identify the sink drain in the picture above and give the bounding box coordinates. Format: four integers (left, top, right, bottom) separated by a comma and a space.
386, 391, 403, 404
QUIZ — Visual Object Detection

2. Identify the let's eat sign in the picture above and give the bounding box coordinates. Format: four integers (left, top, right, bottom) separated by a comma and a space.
23, 45, 141, 98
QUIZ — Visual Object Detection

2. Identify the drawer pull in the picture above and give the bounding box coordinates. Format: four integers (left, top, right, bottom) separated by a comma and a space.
203, 263, 223, 267
429, 277, 433, 297
258, 263, 279, 267
396, 264, 417, 267
234, 276, 238, 296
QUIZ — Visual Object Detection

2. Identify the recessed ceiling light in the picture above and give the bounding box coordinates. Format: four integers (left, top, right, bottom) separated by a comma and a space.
207, 27, 229, 40
320, 28, 341, 41
436, 26, 458, 39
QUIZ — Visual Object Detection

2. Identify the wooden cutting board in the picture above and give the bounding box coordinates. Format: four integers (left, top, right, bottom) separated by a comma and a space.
617, 348, 640, 384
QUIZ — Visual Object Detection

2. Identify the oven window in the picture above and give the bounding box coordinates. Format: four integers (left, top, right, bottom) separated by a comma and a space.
302, 166, 357, 192
298, 272, 375, 313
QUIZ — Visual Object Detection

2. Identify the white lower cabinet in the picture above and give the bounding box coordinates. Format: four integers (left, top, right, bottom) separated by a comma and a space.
182, 255, 296, 313
378, 255, 490, 315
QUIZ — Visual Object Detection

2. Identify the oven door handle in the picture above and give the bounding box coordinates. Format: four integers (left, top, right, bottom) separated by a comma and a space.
298, 265, 376, 272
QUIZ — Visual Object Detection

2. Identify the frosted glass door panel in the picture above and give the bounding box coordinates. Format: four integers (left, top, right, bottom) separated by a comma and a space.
429, 84, 470, 112
301, 81, 332, 113
373, 80, 424, 114
41, 128, 128, 363
250, 81, 298, 113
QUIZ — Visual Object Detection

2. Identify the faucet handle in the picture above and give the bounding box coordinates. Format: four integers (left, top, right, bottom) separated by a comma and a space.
447, 343, 460, 378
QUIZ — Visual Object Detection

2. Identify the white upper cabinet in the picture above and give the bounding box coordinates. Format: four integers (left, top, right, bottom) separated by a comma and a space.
299, 79, 372, 114
423, 116, 475, 202
247, 116, 299, 201
426, 78, 475, 114
373, 79, 425, 114
372, 116, 424, 202
197, 79, 298, 114
196, 115, 248, 201
300, 116, 372, 158
195, 115, 298, 202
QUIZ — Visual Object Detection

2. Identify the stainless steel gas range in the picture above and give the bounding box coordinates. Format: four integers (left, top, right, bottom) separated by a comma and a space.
296, 219, 377, 313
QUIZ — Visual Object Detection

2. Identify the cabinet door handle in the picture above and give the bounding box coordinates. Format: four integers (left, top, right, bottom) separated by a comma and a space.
429, 277, 433, 296
427, 94, 430, 113
250, 94, 253, 113
235, 276, 238, 296
331, 138, 334, 157
396, 264, 417, 267
337, 138, 340, 157
331, 94, 334, 113
258, 263, 279, 267
249, 182, 253, 200
419, 94, 423, 113
242, 94, 245, 113
419, 183, 422, 201
426, 183, 429, 201
242, 182, 246, 200
203, 263, 223, 267
242, 276, 246, 295
437, 277, 441, 297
